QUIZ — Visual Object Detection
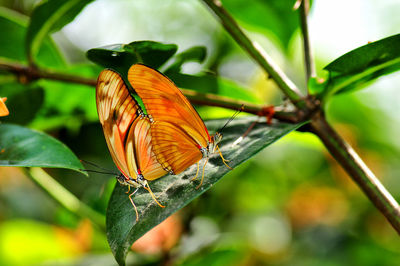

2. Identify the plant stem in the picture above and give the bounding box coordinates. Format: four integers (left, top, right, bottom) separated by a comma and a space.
182, 88, 300, 123
0, 59, 297, 122
201, 0, 304, 107
201, 0, 400, 234
310, 112, 400, 234
298, 0, 316, 83
27, 167, 106, 232
0, 60, 96, 87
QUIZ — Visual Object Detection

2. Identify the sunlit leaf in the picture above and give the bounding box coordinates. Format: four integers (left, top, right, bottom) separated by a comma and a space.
106, 117, 303, 265
323, 33, 400, 96
26, 0, 94, 62
0, 123, 85, 174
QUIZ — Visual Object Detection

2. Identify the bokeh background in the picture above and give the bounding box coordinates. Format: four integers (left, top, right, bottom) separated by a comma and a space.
1, 0, 400, 265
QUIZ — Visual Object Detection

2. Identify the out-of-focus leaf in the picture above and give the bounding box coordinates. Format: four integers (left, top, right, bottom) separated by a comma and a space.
308, 77, 326, 95
165, 46, 207, 73
30, 64, 100, 131
168, 72, 261, 103
0, 8, 28, 62
0, 7, 64, 67
0, 219, 83, 265
86, 41, 178, 80
222, 0, 303, 49
323, 34, 400, 96
0, 124, 85, 173
26, 0, 94, 62
106, 117, 303, 265
0, 83, 44, 125
178, 249, 245, 266
31, 80, 97, 131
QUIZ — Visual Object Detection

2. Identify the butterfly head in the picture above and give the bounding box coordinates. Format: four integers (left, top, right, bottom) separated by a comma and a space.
116, 173, 143, 188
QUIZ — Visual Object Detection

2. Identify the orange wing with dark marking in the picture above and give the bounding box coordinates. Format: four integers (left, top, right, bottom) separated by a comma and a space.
127, 64, 210, 149
96, 69, 167, 180
125, 117, 167, 180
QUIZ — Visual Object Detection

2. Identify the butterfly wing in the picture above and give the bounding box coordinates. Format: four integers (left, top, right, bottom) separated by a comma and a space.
96, 69, 166, 180
125, 117, 167, 180
0, 97, 9, 117
127, 64, 210, 149
151, 121, 203, 175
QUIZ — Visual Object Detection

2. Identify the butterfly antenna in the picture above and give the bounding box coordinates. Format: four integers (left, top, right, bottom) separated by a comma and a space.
81, 169, 119, 175
81, 159, 114, 171
80, 160, 119, 175
217, 105, 244, 134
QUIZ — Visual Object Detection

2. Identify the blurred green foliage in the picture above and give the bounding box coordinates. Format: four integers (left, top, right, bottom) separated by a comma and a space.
0, 0, 400, 265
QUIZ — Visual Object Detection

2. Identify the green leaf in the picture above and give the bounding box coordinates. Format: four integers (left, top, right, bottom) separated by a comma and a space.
0, 7, 29, 62
0, 83, 44, 125
86, 41, 178, 80
165, 46, 207, 72
0, 123, 85, 174
222, 0, 303, 49
167, 72, 261, 103
308, 77, 326, 95
26, 0, 94, 62
0, 7, 64, 67
323, 33, 400, 96
106, 117, 302, 265
29, 64, 101, 131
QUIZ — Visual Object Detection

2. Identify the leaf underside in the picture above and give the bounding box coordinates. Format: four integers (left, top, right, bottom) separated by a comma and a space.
0, 123, 84, 173
106, 116, 303, 265
323, 33, 400, 95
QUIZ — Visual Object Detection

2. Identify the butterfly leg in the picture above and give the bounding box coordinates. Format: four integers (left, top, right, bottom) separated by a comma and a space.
143, 181, 165, 208
128, 187, 140, 221
196, 158, 209, 189
191, 162, 200, 181
125, 185, 131, 194
217, 145, 232, 169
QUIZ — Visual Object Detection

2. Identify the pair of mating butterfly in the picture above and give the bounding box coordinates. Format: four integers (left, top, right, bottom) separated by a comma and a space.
96, 64, 233, 221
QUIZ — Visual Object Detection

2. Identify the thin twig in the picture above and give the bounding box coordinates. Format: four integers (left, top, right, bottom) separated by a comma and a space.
297, 0, 316, 84
310, 112, 400, 234
182, 88, 301, 123
201, 0, 304, 107
0, 59, 299, 123
0, 60, 96, 87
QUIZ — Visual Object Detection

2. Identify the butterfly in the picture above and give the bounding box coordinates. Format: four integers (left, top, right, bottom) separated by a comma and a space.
96, 69, 168, 221
0, 97, 9, 117
127, 64, 231, 188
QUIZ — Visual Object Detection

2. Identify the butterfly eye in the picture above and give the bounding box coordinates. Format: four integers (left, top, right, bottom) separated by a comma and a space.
116, 174, 126, 184
137, 175, 144, 182
200, 147, 208, 158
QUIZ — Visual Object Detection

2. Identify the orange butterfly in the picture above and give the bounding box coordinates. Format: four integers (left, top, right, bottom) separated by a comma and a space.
96, 69, 168, 221
127, 64, 231, 188
0, 97, 9, 117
